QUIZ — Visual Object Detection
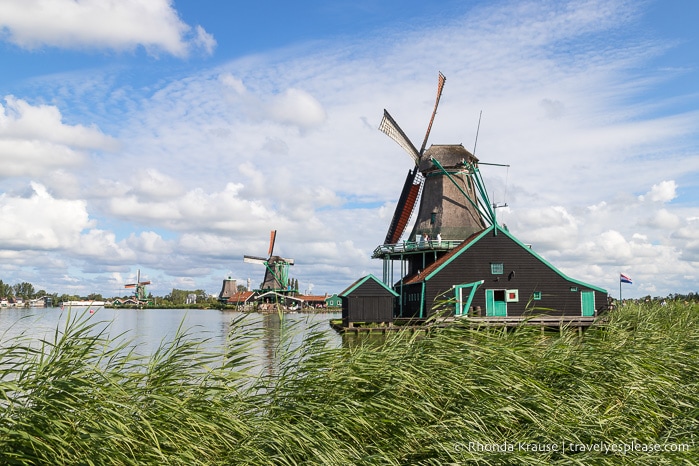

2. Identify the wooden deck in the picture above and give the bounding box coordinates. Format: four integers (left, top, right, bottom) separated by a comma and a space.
331, 314, 605, 334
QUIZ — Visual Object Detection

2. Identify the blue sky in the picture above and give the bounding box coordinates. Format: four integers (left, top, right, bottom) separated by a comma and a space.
0, 0, 697, 299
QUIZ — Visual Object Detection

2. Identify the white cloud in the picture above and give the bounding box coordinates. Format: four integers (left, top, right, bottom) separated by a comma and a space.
267, 88, 327, 131
130, 169, 185, 201
639, 180, 677, 203
193, 25, 216, 55
0, 96, 115, 179
0, 0, 213, 57
0, 182, 92, 250
0, 96, 116, 149
642, 208, 681, 229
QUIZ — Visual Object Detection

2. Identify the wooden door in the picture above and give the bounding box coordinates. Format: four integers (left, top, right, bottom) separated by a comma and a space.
581, 291, 595, 317
485, 289, 507, 317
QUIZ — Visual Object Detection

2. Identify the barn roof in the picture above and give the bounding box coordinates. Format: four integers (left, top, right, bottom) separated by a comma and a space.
339, 274, 399, 297
227, 291, 257, 303
299, 294, 328, 302
401, 224, 607, 293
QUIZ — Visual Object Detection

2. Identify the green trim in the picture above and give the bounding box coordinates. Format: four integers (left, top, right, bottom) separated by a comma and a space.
419, 281, 426, 318
264, 262, 285, 289
493, 225, 608, 293
422, 224, 606, 294
424, 228, 492, 281
454, 280, 484, 315
429, 157, 493, 226
339, 274, 399, 297
471, 163, 497, 225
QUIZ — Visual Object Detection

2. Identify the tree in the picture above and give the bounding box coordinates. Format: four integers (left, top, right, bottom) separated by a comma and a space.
13, 282, 35, 300
0, 280, 12, 299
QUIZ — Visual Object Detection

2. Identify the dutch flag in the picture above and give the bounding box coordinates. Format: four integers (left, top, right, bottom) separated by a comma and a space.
620, 273, 633, 284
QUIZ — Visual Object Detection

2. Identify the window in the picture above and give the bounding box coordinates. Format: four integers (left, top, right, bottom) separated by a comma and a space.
570, 286, 578, 292
533, 291, 542, 300
490, 262, 504, 274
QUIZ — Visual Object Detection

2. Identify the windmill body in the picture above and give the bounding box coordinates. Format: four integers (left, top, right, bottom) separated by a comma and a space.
244, 230, 297, 296
409, 144, 485, 242
374, 72, 493, 289
125, 269, 151, 305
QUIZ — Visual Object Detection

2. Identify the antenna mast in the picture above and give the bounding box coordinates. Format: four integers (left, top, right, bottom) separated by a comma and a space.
473, 110, 482, 156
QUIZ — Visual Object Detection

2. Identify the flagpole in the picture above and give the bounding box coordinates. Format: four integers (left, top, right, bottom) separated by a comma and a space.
619, 275, 622, 306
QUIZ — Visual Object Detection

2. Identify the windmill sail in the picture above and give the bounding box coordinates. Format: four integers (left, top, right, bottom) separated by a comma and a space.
419, 72, 446, 155
379, 110, 420, 164
268, 230, 277, 256
384, 167, 424, 244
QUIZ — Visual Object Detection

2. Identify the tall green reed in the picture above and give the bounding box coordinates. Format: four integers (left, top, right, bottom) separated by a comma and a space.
0, 302, 696, 464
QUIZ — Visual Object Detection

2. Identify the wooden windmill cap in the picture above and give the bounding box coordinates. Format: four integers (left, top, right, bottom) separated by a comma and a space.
419, 144, 478, 172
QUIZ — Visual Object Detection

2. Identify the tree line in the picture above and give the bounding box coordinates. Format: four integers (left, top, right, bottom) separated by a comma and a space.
0, 279, 221, 307
0, 280, 45, 301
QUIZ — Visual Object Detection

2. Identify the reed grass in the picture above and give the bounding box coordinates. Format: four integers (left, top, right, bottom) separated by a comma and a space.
0, 302, 697, 464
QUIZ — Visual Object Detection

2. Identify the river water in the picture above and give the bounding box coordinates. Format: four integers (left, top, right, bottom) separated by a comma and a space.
0, 306, 342, 375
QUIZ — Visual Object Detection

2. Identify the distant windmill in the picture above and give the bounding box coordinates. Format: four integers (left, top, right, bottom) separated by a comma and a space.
244, 230, 295, 292
379, 72, 489, 245
125, 269, 151, 303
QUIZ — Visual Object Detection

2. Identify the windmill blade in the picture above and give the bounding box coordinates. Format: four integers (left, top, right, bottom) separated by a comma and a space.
244, 255, 267, 265
419, 72, 446, 155
384, 167, 424, 244
280, 257, 295, 265
125, 283, 137, 288
139, 281, 151, 286
379, 110, 420, 164
268, 230, 277, 257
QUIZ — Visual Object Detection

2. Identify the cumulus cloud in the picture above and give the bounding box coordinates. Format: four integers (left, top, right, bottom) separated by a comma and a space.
0, 96, 115, 179
639, 180, 677, 203
0, 0, 214, 57
220, 73, 327, 131
105, 182, 279, 233
0, 182, 92, 250
267, 88, 327, 131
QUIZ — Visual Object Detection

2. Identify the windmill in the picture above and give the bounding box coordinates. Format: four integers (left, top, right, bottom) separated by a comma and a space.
379, 72, 489, 247
125, 269, 151, 304
243, 230, 295, 293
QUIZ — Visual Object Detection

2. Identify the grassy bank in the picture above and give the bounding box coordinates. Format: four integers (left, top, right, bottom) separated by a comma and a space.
0, 302, 697, 464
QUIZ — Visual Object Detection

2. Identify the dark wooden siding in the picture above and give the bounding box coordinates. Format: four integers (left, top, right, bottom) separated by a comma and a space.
342, 296, 395, 324
423, 231, 607, 317
341, 277, 395, 325
395, 282, 423, 318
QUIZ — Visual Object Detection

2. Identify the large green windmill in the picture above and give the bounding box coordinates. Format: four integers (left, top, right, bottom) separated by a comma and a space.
125, 269, 151, 304
244, 230, 295, 293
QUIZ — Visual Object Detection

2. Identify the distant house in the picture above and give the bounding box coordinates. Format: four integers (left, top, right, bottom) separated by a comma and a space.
340, 274, 398, 327
299, 295, 328, 308
395, 224, 608, 319
226, 291, 257, 307
111, 297, 140, 306
325, 293, 341, 308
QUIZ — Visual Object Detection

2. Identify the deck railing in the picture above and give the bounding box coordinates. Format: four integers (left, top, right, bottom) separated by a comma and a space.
372, 239, 462, 258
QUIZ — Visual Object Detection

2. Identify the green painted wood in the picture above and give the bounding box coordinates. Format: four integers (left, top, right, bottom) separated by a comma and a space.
581, 290, 595, 316
485, 289, 507, 317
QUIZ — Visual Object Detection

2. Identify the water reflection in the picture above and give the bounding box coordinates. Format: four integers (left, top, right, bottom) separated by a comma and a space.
0, 307, 342, 376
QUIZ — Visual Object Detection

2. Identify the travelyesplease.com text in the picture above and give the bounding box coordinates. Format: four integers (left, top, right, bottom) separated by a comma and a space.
455, 440, 691, 455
